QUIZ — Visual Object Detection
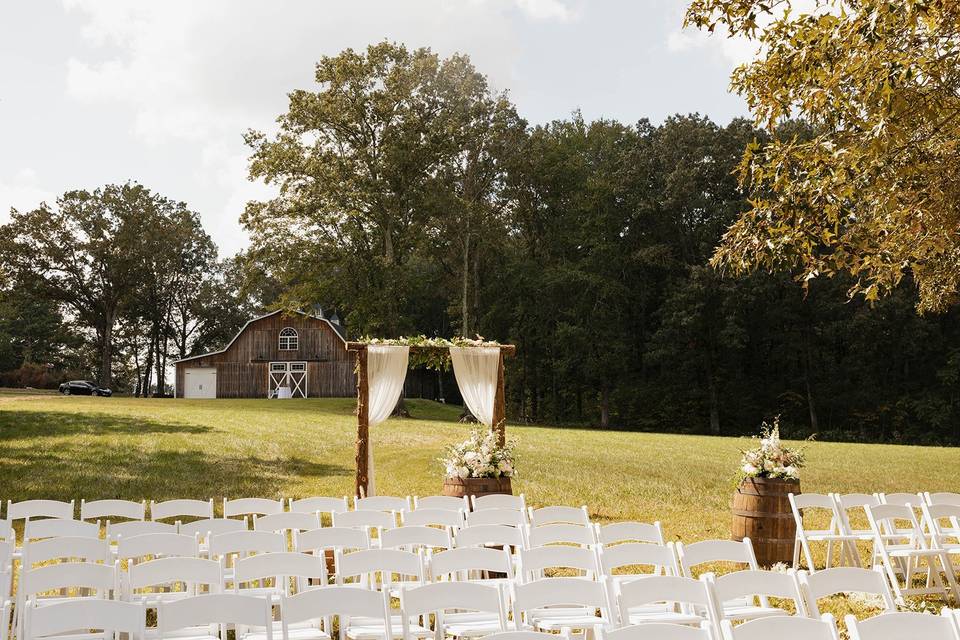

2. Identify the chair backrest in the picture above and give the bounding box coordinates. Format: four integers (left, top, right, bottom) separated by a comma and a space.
22, 562, 117, 599
24, 518, 99, 541
723, 614, 840, 640
23, 536, 110, 568
157, 593, 272, 636
117, 533, 199, 562
288, 496, 349, 515
332, 509, 396, 530
512, 577, 609, 624
866, 504, 925, 545
789, 493, 840, 532
467, 508, 527, 527
380, 525, 453, 551
518, 545, 600, 581
355, 496, 412, 512
527, 523, 596, 547
296, 527, 371, 553
0, 518, 11, 542
676, 539, 758, 577
7, 500, 75, 522
845, 611, 960, 640
471, 493, 526, 512
223, 498, 285, 518
429, 546, 513, 580
599, 541, 679, 576
921, 503, 960, 543
878, 493, 922, 507
833, 493, 880, 535
208, 530, 286, 559
24, 599, 146, 640
596, 521, 665, 545
615, 575, 711, 623
413, 496, 469, 512
400, 581, 506, 640
401, 508, 465, 529
528, 506, 590, 527
233, 551, 326, 592
81, 499, 146, 522
253, 512, 320, 533
799, 567, 896, 617
454, 524, 525, 548
128, 557, 222, 594
150, 499, 214, 522
107, 520, 178, 540
177, 518, 248, 539
280, 585, 390, 628
602, 623, 713, 640
927, 492, 960, 506
335, 548, 425, 587
708, 569, 805, 618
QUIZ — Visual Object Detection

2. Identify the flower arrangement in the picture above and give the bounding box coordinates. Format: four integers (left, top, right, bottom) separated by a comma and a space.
738, 416, 806, 481
440, 428, 516, 479
363, 335, 501, 371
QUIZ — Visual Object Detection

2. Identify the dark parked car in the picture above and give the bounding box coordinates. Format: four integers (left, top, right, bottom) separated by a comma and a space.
58, 380, 113, 397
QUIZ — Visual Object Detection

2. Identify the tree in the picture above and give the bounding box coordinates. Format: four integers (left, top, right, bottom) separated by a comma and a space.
685, 0, 960, 312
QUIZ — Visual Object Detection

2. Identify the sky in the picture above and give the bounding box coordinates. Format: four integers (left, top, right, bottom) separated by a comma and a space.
0, 0, 754, 256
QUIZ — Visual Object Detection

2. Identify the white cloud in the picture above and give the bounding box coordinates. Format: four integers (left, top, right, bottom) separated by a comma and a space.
666, 27, 758, 68
515, 0, 575, 21
0, 169, 57, 222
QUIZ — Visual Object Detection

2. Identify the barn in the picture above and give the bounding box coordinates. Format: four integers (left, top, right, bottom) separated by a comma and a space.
172, 310, 355, 399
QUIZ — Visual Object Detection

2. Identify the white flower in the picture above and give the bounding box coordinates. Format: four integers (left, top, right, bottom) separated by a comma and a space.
742, 463, 758, 475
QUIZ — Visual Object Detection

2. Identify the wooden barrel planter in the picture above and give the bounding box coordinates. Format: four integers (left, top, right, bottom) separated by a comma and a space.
731, 476, 799, 567
442, 475, 513, 499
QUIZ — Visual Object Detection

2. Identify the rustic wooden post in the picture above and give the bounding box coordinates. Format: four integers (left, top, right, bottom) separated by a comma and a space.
354, 346, 369, 498
492, 348, 506, 446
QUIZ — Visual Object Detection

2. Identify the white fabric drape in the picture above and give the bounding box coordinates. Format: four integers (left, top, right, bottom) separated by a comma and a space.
449, 346, 499, 427
365, 345, 409, 496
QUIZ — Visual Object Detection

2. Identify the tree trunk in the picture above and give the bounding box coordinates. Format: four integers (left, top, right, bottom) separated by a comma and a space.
99, 309, 115, 387
472, 243, 481, 336
599, 385, 610, 429
707, 375, 721, 435
803, 325, 819, 433
461, 233, 470, 336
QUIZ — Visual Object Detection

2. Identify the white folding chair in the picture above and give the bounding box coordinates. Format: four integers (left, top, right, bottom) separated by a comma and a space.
179, 518, 249, 556
789, 493, 860, 570
150, 500, 214, 523
336, 548, 426, 594
333, 511, 396, 531
798, 567, 896, 618
22, 536, 110, 571
296, 528, 371, 584
0, 519, 11, 543
928, 493, 960, 507
429, 546, 514, 583
279, 585, 395, 640
209, 530, 286, 590
866, 503, 960, 603
7, 500, 75, 524
23, 518, 99, 541
400, 509, 465, 529
288, 497, 348, 527
81, 499, 146, 523
400, 581, 506, 639
117, 533, 200, 565
517, 545, 600, 582
613, 574, 712, 628
253, 513, 321, 535
23, 599, 146, 640
595, 521, 665, 546
720, 614, 839, 640
355, 497, 412, 513
412, 496, 469, 512
845, 611, 960, 640
676, 539, 759, 578
471, 494, 526, 513
234, 551, 326, 598
380, 526, 453, 552
107, 520, 178, 541
832, 493, 882, 568
528, 506, 590, 527
17, 562, 118, 640
126, 556, 222, 603
600, 623, 714, 640
223, 498, 285, 519
455, 524, 525, 549
526, 524, 597, 548
157, 593, 273, 640
922, 503, 960, 552
467, 509, 527, 528
511, 577, 612, 633
705, 569, 806, 622
0, 539, 12, 604
598, 541, 680, 583
877, 493, 923, 507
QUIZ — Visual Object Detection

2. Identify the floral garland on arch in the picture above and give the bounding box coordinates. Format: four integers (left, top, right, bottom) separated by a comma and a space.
361, 335, 501, 371
440, 427, 516, 479
737, 416, 807, 481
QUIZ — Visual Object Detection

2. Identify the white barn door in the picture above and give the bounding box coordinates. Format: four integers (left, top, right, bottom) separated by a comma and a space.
184, 368, 217, 398
268, 362, 307, 398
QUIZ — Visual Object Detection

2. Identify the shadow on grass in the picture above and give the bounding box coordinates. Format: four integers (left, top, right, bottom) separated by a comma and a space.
0, 410, 213, 439
0, 443, 351, 502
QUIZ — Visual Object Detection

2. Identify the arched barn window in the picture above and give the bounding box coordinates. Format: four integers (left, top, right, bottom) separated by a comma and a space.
279, 327, 298, 351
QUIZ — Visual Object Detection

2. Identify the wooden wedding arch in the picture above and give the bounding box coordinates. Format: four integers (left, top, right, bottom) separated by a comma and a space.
346, 341, 516, 498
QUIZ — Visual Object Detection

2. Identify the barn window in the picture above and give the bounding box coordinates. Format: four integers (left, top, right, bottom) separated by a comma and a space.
279, 327, 298, 351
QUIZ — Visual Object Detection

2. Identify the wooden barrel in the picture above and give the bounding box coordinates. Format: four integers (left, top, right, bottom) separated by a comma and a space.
442, 476, 512, 499
731, 477, 799, 567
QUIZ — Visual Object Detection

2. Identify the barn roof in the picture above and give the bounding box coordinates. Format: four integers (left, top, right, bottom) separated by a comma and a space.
171, 309, 347, 365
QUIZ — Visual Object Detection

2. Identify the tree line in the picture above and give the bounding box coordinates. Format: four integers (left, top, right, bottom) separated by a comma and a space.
4, 42, 960, 445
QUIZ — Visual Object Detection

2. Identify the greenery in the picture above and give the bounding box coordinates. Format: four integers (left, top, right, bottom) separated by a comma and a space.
362, 336, 502, 370
685, 0, 960, 313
